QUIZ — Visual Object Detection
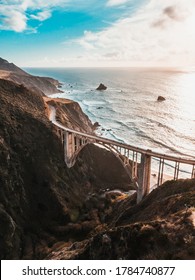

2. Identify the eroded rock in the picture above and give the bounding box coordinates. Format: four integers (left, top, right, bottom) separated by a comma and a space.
96, 83, 107, 90
157, 96, 166, 101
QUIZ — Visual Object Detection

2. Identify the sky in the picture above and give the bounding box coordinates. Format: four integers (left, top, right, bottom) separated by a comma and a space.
0, 0, 195, 68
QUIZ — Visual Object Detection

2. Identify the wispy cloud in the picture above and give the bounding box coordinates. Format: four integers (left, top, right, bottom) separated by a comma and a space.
73, 0, 195, 67
1, 0, 195, 68
152, 4, 190, 29
0, 0, 137, 33
30, 10, 52, 21
0, 9, 27, 32
0, 0, 69, 32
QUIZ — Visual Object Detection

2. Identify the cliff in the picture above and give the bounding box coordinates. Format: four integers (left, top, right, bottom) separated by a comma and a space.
0, 79, 130, 259
44, 97, 95, 133
0, 57, 62, 95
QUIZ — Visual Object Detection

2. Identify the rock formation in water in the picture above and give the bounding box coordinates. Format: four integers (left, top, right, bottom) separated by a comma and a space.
0, 57, 62, 95
157, 95, 166, 101
96, 83, 107, 90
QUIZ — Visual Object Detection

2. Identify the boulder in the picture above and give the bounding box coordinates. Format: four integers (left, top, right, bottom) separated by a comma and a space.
96, 83, 107, 90
157, 96, 166, 101
93, 122, 100, 129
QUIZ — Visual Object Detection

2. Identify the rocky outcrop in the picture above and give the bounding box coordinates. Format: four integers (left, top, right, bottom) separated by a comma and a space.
157, 95, 166, 101
93, 122, 100, 129
96, 83, 107, 90
44, 97, 95, 134
0, 57, 62, 95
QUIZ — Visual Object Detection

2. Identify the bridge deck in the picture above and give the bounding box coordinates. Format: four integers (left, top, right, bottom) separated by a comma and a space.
49, 104, 195, 203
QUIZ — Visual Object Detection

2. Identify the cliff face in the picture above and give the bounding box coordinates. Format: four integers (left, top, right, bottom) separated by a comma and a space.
44, 97, 95, 133
0, 79, 92, 259
0, 79, 130, 259
0, 57, 62, 95
0, 79, 70, 259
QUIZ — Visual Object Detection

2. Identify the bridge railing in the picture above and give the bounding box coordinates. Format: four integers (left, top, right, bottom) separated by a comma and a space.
55, 124, 195, 203
135, 153, 195, 202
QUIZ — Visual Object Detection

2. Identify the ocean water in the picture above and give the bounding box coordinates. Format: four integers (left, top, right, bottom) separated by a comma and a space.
26, 67, 195, 159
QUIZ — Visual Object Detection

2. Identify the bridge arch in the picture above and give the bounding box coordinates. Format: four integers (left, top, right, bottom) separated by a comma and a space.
54, 119, 195, 203
62, 134, 138, 190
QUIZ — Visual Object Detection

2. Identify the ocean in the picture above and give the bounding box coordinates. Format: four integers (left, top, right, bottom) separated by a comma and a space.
26, 67, 195, 160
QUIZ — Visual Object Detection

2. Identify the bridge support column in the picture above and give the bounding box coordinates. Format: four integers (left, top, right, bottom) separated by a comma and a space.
137, 153, 151, 203
64, 132, 72, 164
64, 131, 69, 159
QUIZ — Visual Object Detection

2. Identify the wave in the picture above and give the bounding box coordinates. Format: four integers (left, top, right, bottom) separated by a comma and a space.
142, 117, 195, 142
34, 68, 195, 160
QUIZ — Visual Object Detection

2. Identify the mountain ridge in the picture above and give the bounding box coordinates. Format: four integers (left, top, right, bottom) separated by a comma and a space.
0, 58, 28, 75
0, 57, 62, 95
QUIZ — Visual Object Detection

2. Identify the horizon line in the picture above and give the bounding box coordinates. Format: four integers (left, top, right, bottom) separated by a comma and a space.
22, 65, 194, 70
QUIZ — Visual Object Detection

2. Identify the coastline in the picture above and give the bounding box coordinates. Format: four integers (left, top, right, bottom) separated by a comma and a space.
43, 70, 194, 192
45, 91, 194, 195
44, 67, 195, 160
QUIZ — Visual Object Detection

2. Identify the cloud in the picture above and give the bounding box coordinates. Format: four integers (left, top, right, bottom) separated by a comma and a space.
152, 4, 190, 28
0, 10, 27, 32
0, 0, 69, 32
107, 0, 129, 7
0, 0, 108, 32
74, 0, 195, 67
163, 6, 180, 20
30, 10, 51, 21
103, 52, 118, 57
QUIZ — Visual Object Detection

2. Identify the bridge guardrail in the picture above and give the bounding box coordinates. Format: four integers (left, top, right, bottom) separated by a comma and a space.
50, 105, 195, 203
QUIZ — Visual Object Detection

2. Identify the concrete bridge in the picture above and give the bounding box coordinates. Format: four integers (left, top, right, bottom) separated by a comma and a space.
49, 105, 195, 203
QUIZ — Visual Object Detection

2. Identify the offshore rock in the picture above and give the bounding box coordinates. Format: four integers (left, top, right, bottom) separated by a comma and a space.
93, 122, 100, 129
157, 95, 166, 101
96, 83, 107, 90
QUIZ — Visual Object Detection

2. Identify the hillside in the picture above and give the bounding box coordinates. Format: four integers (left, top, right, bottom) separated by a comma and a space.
0, 57, 62, 95
0, 57, 27, 75
47, 179, 195, 260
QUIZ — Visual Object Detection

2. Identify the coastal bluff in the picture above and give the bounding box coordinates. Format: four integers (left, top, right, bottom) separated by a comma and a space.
0, 57, 62, 95
0, 63, 195, 260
